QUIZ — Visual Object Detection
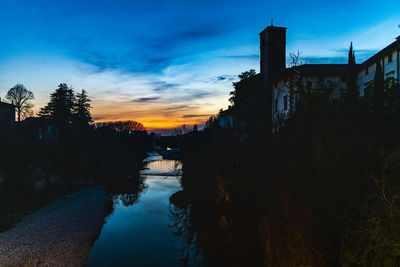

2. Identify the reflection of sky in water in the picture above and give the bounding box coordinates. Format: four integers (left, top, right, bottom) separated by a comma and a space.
86, 158, 185, 267
141, 160, 182, 176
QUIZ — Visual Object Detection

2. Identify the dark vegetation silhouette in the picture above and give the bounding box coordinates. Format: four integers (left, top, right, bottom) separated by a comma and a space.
73, 89, 92, 126
5, 84, 34, 122
347, 43, 358, 106
172, 54, 400, 266
94, 120, 145, 133
229, 69, 268, 134
0, 83, 149, 230
373, 62, 385, 116
38, 83, 76, 124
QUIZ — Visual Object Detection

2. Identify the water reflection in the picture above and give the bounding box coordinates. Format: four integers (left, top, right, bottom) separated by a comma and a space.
169, 205, 205, 267
105, 174, 147, 207
143, 151, 163, 162
86, 153, 187, 267
142, 159, 182, 176
168, 167, 261, 267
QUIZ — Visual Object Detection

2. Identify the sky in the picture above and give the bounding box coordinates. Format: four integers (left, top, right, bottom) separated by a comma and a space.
0, 0, 399, 130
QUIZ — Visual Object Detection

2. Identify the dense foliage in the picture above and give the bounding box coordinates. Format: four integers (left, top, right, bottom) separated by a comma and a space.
176, 74, 400, 266
38, 83, 76, 124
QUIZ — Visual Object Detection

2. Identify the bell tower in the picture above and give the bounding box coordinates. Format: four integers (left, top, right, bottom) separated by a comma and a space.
259, 25, 287, 83
259, 24, 286, 134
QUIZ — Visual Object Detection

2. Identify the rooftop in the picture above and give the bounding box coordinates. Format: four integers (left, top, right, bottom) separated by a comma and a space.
0, 101, 15, 108
360, 36, 400, 68
259, 25, 287, 36
272, 64, 350, 81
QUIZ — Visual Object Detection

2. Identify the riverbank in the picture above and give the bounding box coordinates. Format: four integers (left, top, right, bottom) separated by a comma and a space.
0, 187, 111, 267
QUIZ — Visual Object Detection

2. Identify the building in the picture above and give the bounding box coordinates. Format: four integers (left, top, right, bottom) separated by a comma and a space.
357, 37, 400, 95
20, 117, 59, 143
0, 98, 15, 124
271, 64, 349, 130
261, 25, 400, 132
260, 26, 287, 132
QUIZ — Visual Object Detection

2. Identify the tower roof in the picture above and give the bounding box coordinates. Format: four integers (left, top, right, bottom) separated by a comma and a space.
259, 25, 287, 36
360, 37, 400, 68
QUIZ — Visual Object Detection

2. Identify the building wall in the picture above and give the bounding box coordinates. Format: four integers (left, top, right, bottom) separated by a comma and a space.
357, 49, 400, 95
0, 105, 15, 124
272, 74, 347, 123
218, 116, 233, 128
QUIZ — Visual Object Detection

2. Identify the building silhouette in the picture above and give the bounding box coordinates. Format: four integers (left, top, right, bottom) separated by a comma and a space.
0, 98, 15, 124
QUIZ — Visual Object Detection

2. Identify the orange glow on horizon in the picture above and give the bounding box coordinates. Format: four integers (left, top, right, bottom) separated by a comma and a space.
93, 115, 209, 130
90, 98, 224, 130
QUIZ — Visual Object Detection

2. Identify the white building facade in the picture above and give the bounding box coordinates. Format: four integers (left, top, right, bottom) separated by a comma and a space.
270, 35, 400, 131
357, 37, 400, 95
271, 64, 348, 130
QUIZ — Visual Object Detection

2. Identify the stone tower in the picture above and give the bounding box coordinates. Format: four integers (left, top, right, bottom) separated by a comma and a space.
259, 25, 286, 133
259, 25, 287, 83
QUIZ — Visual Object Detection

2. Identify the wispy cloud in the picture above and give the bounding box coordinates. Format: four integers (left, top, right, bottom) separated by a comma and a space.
132, 96, 160, 103
182, 114, 211, 118
221, 54, 259, 59
305, 56, 347, 64
211, 75, 237, 82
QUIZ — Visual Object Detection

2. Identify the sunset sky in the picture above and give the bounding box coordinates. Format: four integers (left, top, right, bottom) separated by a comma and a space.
0, 0, 399, 129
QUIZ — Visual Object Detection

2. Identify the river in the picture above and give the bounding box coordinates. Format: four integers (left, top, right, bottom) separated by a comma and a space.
86, 152, 192, 266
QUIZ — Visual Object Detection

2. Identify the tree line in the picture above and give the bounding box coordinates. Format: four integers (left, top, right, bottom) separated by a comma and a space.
3, 83, 147, 134
3, 83, 92, 126
37, 83, 92, 126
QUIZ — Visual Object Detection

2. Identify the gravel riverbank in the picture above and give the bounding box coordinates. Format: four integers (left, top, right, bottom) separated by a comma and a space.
0, 187, 111, 267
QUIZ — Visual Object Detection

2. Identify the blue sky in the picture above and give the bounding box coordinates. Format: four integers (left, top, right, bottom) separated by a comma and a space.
0, 0, 399, 128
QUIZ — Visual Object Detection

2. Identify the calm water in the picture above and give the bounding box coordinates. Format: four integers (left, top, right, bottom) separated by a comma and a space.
86, 153, 189, 267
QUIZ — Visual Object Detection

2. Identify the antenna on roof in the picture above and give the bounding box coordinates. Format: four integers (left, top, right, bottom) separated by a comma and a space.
271, 19, 274, 26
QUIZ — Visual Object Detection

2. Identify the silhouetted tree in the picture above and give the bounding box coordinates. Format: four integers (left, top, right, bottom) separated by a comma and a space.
229, 69, 267, 132
205, 115, 218, 128
229, 69, 257, 106
38, 83, 75, 124
192, 124, 198, 132
373, 61, 385, 115
347, 42, 358, 105
288, 50, 304, 67
229, 69, 257, 105
5, 84, 34, 122
96, 120, 144, 133
73, 89, 92, 126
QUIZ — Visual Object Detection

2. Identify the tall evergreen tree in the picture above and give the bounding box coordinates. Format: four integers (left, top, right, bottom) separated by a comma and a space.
373, 61, 385, 115
73, 89, 92, 126
38, 83, 75, 124
347, 42, 358, 105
